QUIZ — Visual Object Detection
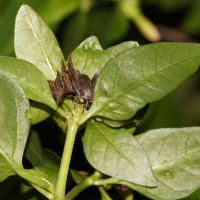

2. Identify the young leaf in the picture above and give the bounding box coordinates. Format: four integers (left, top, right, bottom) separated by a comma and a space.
16, 168, 54, 193
25, 132, 61, 170
94, 40, 139, 73
65, 37, 138, 112
42, 149, 61, 170
71, 36, 103, 78
37, 149, 61, 185
86, 42, 200, 121
72, 36, 138, 78
25, 131, 44, 167
83, 121, 156, 187
70, 169, 87, 184
136, 127, 200, 200
15, 4, 65, 80
25, 131, 60, 185
0, 72, 30, 165
0, 56, 57, 109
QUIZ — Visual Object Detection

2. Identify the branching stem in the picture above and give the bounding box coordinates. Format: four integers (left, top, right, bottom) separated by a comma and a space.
65, 171, 101, 200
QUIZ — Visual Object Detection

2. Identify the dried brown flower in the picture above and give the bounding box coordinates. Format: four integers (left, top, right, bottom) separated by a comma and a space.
48, 60, 75, 104
48, 54, 98, 110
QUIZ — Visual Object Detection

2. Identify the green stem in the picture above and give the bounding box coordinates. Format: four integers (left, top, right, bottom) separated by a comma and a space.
124, 191, 134, 200
98, 187, 112, 200
93, 177, 119, 186
66, 171, 101, 200
54, 115, 79, 200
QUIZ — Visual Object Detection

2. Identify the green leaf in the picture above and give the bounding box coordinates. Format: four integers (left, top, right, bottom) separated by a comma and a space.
70, 169, 87, 184
42, 149, 61, 170
0, 0, 78, 55
30, 101, 50, 125
0, 56, 57, 109
25, 131, 60, 185
39, 0, 79, 27
37, 149, 60, 185
71, 36, 103, 78
136, 127, 200, 200
16, 168, 54, 193
85, 42, 200, 121
64, 37, 138, 113
181, 1, 200, 35
94, 117, 140, 135
0, 72, 30, 165
37, 166, 58, 187
25, 131, 44, 167
98, 7, 129, 45
15, 4, 65, 80
0, 156, 15, 182
0, 0, 19, 55
62, 6, 129, 53
83, 121, 156, 187
25, 133, 60, 170
60, 13, 88, 53
72, 36, 138, 78
93, 40, 138, 75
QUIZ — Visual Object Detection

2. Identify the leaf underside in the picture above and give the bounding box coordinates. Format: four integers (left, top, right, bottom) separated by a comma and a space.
15, 4, 64, 80
0, 72, 30, 181
0, 56, 56, 109
0, 72, 30, 164
83, 122, 156, 187
136, 127, 200, 200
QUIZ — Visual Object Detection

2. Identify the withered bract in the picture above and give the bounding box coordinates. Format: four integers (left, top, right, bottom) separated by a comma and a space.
48, 54, 98, 110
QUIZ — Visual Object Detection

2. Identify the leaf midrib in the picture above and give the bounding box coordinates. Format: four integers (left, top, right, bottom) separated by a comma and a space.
91, 124, 153, 183
0, 147, 20, 169
27, 14, 56, 80
86, 55, 200, 121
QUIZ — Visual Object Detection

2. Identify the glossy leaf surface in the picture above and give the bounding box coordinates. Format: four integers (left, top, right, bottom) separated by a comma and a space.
72, 36, 138, 78
87, 42, 200, 121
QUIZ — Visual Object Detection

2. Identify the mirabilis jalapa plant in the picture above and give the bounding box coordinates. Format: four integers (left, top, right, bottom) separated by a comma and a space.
1, 4, 200, 200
